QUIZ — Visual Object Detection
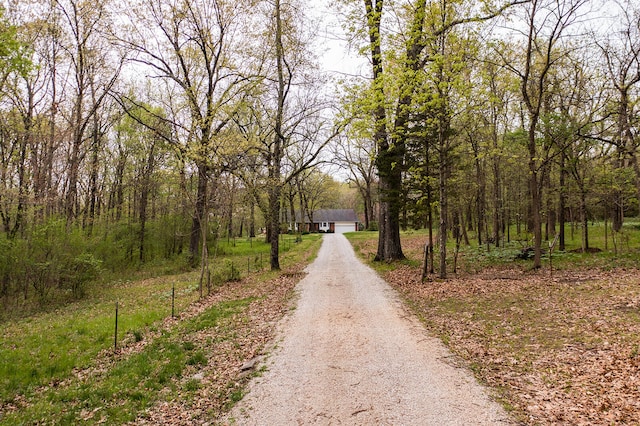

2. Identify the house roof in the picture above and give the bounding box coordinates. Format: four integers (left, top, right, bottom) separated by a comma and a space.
306, 209, 358, 223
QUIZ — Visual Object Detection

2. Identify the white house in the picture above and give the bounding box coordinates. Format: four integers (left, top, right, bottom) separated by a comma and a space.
298, 209, 359, 233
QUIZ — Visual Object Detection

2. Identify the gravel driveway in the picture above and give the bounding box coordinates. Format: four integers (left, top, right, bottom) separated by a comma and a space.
225, 234, 512, 425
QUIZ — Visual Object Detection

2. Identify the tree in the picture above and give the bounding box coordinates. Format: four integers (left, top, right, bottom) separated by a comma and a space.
499, 0, 589, 268
477, 49, 519, 248
361, 0, 404, 262
352, 0, 528, 265
116, 103, 170, 260
297, 170, 341, 227
119, 0, 255, 264
0, 6, 29, 82
0, 6, 34, 238
233, 0, 340, 270
333, 92, 377, 230
53, 0, 123, 225
544, 49, 608, 253
597, 2, 640, 228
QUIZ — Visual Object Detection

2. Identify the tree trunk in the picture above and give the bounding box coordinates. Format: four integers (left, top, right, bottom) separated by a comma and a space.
268, 0, 286, 271
11, 84, 34, 239
65, 88, 85, 226
544, 167, 553, 241
439, 144, 448, 278
189, 163, 208, 264
249, 197, 256, 238
139, 139, 156, 262
268, 184, 281, 270
86, 131, 100, 235
227, 177, 236, 239
528, 124, 543, 269
492, 126, 501, 247
472, 139, 485, 247
375, 146, 405, 261
427, 181, 435, 274
364, 0, 405, 262
580, 189, 589, 252
559, 153, 566, 251
114, 147, 126, 222
360, 186, 370, 231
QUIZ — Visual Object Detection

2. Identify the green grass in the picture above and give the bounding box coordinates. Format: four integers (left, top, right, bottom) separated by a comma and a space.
1, 298, 252, 425
0, 274, 200, 405
209, 234, 321, 277
0, 232, 322, 424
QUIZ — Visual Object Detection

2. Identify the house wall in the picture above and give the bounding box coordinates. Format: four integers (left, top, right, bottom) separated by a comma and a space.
295, 221, 357, 233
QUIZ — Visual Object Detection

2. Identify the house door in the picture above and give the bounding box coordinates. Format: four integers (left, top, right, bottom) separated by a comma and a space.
334, 223, 356, 233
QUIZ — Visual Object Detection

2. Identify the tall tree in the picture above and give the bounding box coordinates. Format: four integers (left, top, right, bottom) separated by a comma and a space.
120, 0, 255, 264
234, 0, 340, 270
355, 0, 528, 263
499, 0, 588, 268
597, 2, 640, 228
55, 0, 122, 225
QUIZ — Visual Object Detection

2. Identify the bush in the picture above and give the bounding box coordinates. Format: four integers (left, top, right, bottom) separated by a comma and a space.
211, 259, 241, 285
63, 253, 102, 298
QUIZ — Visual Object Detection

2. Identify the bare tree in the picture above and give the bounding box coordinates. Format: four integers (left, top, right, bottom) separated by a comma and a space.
597, 2, 640, 229
233, 0, 340, 270
334, 131, 376, 230
498, 0, 589, 268
119, 0, 256, 264
54, 0, 123, 225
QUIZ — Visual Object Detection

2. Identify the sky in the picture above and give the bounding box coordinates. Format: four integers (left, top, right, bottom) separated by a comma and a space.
308, 0, 369, 79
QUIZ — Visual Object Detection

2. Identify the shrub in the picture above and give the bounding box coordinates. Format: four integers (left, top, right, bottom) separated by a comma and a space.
62, 253, 102, 299
211, 259, 241, 285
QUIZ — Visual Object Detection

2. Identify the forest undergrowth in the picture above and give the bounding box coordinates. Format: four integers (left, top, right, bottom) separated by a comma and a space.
348, 230, 640, 425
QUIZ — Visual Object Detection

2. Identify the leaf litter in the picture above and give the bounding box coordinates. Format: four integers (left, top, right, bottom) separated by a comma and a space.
358, 235, 640, 425
11, 235, 638, 425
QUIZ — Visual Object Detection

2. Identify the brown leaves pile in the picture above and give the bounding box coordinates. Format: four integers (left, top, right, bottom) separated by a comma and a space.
371, 236, 640, 425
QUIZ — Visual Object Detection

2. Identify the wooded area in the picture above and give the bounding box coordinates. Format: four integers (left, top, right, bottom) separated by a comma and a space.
1, 0, 640, 309
341, 0, 640, 277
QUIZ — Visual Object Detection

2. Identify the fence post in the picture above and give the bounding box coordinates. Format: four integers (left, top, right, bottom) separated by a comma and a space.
114, 301, 119, 352
171, 284, 175, 318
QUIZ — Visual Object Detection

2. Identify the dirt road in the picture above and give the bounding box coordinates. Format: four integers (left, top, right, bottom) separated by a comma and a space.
225, 234, 512, 425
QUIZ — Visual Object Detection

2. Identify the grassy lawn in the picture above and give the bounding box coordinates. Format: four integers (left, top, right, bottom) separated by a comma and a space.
0, 233, 321, 425
345, 224, 640, 425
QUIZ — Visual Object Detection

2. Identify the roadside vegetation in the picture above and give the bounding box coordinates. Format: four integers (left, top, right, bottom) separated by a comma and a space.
0, 233, 321, 425
346, 223, 640, 425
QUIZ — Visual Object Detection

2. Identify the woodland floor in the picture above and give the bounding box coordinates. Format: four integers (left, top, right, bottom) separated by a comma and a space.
4, 233, 639, 425
350, 235, 640, 425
